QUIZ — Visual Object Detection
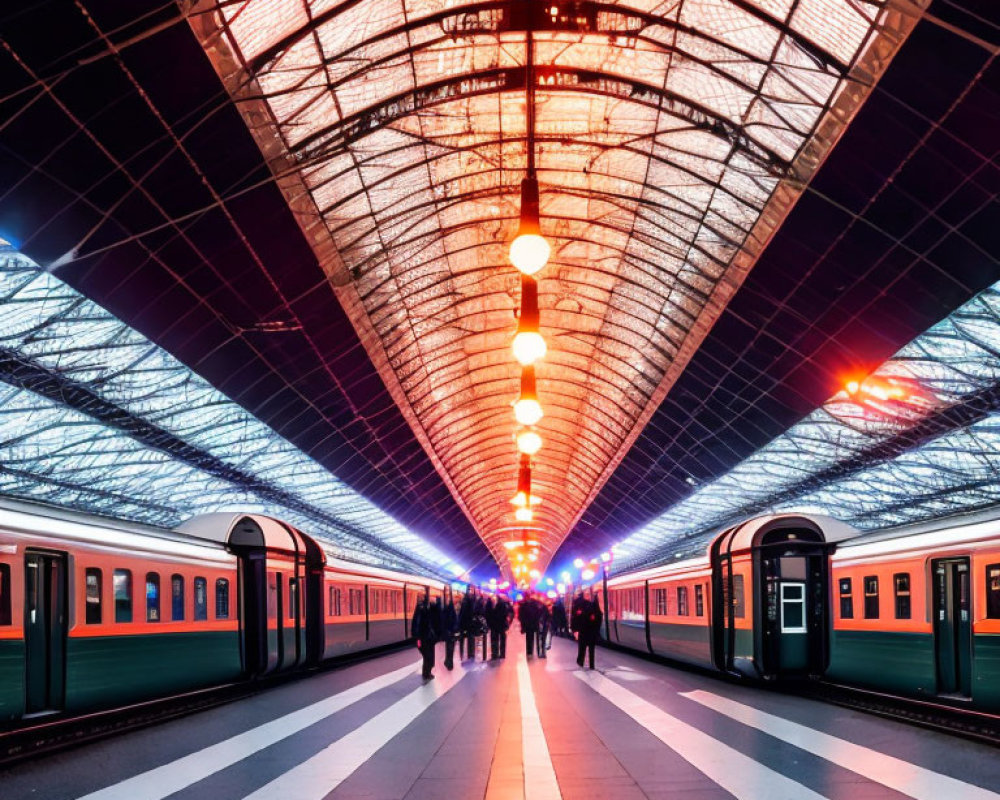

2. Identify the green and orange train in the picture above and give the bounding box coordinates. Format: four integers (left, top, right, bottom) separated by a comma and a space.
0, 501, 448, 727
603, 511, 1000, 713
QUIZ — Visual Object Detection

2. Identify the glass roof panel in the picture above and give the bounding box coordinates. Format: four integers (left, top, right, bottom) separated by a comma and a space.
0, 240, 465, 578
614, 278, 1000, 571
191, 0, 921, 575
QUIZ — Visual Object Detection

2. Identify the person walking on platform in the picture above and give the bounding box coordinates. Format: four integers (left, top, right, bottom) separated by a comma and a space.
411, 595, 440, 680
488, 594, 509, 659
458, 588, 477, 661
442, 596, 458, 670
498, 594, 514, 658
575, 593, 603, 670
518, 591, 542, 656
476, 595, 491, 661
536, 599, 552, 658
552, 597, 568, 638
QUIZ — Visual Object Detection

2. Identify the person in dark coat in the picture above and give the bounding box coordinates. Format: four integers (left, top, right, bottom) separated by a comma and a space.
536, 599, 552, 658
518, 592, 542, 656
441, 597, 458, 670
576, 593, 603, 670
498, 595, 514, 658
411, 595, 440, 679
488, 595, 509, 659
551, 597, 568, 637
458, 588, 477, 660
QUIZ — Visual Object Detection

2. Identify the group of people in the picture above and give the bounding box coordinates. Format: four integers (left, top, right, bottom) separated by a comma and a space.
409, 587, 604, 680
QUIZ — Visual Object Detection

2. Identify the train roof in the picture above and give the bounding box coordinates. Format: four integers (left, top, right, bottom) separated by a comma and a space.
324, 552, 448, 589
0, 498, 233, 563
835, 506, 1000, 559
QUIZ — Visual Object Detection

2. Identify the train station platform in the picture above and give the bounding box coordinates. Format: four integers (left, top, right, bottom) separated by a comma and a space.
2, 637, 998, 800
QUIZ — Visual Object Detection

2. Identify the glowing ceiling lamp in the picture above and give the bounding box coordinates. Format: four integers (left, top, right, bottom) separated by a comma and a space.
509, 19, 549, 277
513, 274, 546, 365
509, 177, 550, 276
514, 365, 543, 426
516, 428, 543, 456
515, 507, 533, 522
573, 558, 584, 569
581, 568, 596, 581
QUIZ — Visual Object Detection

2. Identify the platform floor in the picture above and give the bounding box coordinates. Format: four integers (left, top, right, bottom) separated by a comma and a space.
2, 636, 999, 800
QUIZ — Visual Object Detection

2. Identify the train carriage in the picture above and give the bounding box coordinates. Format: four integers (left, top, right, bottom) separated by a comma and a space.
0, 501, 449, 730
828, 515, 1000, 711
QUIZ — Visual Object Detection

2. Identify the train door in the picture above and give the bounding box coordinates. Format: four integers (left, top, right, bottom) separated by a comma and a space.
238, 551, 268, 677
932, 558, 972, 697
760, 552, 827, 677
23, 551, 67, 714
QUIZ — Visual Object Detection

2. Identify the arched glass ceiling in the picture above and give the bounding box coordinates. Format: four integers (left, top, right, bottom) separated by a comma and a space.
0, 239, 466, 578
191, 0, 922, 574
613, 278, 1000, 571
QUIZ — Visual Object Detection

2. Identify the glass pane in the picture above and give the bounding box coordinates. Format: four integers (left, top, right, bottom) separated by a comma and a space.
114, 569, 132, 623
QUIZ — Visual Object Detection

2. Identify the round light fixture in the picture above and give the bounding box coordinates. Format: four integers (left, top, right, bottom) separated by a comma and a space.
512, 330, 546, 365
514, 507, 533, 522
514, 397, 543, 426
516, 429, 543, 455
509, 233, 550, 275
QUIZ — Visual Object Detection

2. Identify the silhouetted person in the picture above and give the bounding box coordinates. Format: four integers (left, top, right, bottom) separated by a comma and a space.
458, 588, 477, 660
519, 592, 542, 656
576, 594, 603, 670
537, 599, 552, 658
552, 597, 568, 637
442, 597, 458, 670
488, 594, 510, 659
411, 595, 440, 679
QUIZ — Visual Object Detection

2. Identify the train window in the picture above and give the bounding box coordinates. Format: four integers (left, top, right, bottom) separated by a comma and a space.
146, 573, 160, 622
328, 585, 342, 616
0, 564, 11, 625
216, 578, 230, 619
171, 575, 185, 621
839, 577, 853, 619
987, 565, 1000, 619
85, 567, 102, 625
780, 584, 806, 633
372, 589, 380, 615
695, 584, 704, 617
113, 569, 133, 623
267, 574, 277, 619
678, 586, 689, 616
894, 573, 911, 619
863, 576, 879, 619
653, 588, 666, 616
287, 578, 297, 619
194, 577, 208, 621
349, 588, 363, 615
732, 575, 745, 619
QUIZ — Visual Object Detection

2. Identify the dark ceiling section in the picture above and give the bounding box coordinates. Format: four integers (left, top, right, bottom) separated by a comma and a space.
560, 1, 1000, 561
0, 0, 489, 568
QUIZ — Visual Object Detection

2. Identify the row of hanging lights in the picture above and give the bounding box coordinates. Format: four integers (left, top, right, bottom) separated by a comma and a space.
508, 10, 548, 541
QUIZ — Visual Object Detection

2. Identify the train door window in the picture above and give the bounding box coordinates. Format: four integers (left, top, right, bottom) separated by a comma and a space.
780, 584, 806, 633
84, 567, 102, 625
0, 564, 10, 626
678, 586, 689, 616
287, 578, 297, 619
732, 574, 745, 619
653, 588, 666, 615
194, 577, 208, 621
864, 576, 879, 619
216, 578, 230, 619
894, 573, 911, 619
839, 578, 853, 619
146, 573, 160, 622
113, 569, 132, 623
171, 575, 185, 621
987, 564, 1000, 619
695, 584, 704, 617
267, 573, 277, 619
